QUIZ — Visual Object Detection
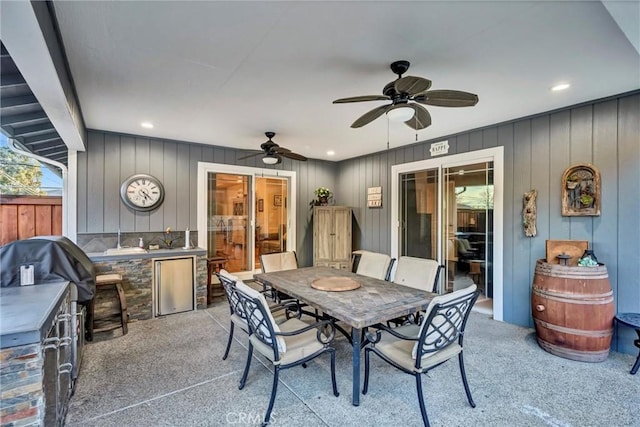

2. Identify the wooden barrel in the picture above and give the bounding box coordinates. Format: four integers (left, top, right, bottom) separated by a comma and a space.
531, 259, 614, 362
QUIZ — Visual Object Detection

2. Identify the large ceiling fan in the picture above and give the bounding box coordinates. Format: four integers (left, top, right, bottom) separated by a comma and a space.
333, 60, 479, 130
238, 132, 307, 165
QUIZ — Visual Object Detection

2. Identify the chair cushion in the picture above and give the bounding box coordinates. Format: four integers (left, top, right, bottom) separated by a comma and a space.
356, 251, 392, 280
376, 324, 462, 373
219, 269, 237, 281
412, 284, 477, 359
230, 313, 249, 332
393, 257, 439, 291
249, 317, 324, 365
235, 280, 287, 353
260, 252, 298, 273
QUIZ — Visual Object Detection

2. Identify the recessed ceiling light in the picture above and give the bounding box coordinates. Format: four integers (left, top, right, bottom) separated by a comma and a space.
141, 122, 154, 129
327, 150, 335, 156
551, 83, 570, 92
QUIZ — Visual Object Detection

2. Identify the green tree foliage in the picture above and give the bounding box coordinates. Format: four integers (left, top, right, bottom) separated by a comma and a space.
0, 147, 45, 195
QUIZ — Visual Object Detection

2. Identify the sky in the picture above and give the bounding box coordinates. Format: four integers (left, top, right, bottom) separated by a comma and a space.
0, 133, 63, 194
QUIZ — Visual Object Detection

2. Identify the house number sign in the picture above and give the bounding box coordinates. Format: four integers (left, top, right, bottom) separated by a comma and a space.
367, 186, 382, 208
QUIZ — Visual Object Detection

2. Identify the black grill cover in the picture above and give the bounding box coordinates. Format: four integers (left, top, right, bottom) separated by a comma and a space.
0, 236, 95, 303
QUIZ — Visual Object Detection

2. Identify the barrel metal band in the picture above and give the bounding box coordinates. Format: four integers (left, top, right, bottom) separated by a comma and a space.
534, 318, 613, 337
532, 288, 613, 304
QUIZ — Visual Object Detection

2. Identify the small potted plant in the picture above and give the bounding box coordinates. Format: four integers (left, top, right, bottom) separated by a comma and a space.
313, 187, 332, 206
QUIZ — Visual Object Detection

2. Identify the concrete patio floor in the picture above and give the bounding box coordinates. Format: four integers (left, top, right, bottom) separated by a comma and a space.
66, 298, 639, 426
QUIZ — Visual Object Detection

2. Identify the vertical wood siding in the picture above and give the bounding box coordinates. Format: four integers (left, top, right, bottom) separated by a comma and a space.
76, 92, 639, 354
0, 196, 62, 244
76, 131, 337, 267
335, 92, 640, 354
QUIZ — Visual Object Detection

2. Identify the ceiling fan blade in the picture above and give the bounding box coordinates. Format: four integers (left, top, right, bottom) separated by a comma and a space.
404, 104, 432, 130
273, 146, 291, 153
394, 76, 432, 95
414, 90, 479, 107
333, 95, 390, 104
351, 104, 392, 128
237, 151, 263, 160
280, 151, 307, 161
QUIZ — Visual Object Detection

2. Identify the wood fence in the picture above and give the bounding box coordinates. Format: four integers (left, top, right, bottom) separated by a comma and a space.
0, 196, 63, 245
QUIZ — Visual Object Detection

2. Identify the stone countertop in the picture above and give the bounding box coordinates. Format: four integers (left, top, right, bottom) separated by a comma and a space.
255, 266, 436, 329
0, 281, 69, 348
87, 247, 207, 262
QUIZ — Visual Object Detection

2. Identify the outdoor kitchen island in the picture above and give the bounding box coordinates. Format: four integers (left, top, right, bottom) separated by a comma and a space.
0, 281, 72, 426
87, 248, 208, 322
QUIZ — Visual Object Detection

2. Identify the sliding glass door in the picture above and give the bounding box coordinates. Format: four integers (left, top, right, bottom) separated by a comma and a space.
197, 163, 296, 279
206, 173, 252, 272
391, 147, 503, 319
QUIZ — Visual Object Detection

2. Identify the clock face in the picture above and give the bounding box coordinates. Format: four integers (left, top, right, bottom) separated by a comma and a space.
120, 174, 165, 211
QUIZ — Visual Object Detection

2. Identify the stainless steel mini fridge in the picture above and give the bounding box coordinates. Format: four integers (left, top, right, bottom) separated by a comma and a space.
155, 257, 194, 315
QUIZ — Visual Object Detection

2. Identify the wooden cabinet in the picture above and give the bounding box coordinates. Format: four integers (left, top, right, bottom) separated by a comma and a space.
313, 206, 352, 270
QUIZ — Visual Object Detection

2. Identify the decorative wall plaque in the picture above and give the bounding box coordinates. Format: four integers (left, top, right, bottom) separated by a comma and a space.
561, 163, 600, 216
367, 186, 382, 208
523, 189, 537, 237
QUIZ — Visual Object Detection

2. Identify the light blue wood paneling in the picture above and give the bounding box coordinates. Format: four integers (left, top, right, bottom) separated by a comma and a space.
548, 111, 571, 239
332, 92, 640, 354
77, 92, 639, 354
512, 120, 532, 327
134, 138, 150, 231
86, 132, 104, 232
616, 95, 640, 355
119, 136, 136, 232
103, 133, 121, 232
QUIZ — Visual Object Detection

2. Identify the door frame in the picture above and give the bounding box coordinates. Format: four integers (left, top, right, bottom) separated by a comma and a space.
390, 146, 504, 321
196, 162, 296, 279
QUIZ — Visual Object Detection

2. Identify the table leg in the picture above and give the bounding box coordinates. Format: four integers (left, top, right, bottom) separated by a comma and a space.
352, 327, 362, 406
631, 330, 640, 375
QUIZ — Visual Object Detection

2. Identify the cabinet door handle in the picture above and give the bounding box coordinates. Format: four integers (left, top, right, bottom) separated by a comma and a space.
43, 336, 60, 350
58, 362, 73, 375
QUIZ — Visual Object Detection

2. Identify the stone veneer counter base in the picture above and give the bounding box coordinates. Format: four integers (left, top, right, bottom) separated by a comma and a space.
87, 248, 207, 322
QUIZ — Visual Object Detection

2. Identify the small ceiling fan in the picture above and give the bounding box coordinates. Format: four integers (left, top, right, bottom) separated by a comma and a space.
333, 60, 479, 130
238, 132, 307, 165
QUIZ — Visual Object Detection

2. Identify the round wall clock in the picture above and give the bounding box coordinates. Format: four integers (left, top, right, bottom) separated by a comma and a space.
120, 174, 165, 211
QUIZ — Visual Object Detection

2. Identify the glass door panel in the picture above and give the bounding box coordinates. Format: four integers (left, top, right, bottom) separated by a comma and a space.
442, 162, 493, 303
207, 173, 252, 273
400, 169, 439, 259
255, 177, 288, 270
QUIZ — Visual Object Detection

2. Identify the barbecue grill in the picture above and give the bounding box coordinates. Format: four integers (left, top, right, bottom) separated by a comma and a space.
0, 235, 96, 381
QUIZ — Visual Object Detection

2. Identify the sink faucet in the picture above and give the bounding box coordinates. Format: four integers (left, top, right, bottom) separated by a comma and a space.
117, 229, 122, 249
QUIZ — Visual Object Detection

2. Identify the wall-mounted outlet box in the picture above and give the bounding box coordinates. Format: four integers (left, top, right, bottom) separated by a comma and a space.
20, 265, 35, 286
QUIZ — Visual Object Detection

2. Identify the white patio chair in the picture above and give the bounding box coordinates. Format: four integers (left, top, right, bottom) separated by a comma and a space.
353, 250, 395, 281
363, 284, 480, 427
259, 251, 298, 300
392, 256, 444, 293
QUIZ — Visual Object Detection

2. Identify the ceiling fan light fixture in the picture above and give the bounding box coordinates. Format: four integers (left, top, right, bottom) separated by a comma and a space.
386, 106, 415, 122
262, 154, 279, 165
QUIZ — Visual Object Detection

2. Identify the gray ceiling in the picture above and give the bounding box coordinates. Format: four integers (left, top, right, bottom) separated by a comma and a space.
2, 1, 640, 163
0, 42, 67, 165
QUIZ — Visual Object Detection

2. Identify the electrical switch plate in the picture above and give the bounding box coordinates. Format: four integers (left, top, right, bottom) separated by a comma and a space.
20, 265, 34, 286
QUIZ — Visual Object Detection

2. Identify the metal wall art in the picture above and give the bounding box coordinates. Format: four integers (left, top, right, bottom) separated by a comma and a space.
561, 163, 600, 216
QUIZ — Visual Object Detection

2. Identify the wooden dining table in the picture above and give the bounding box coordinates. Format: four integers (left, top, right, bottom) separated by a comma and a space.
254, 266, 436, 406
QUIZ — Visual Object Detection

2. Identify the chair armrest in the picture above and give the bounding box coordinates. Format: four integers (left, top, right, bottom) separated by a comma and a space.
275, 319, 336, 344
365, 322, 419, 344
269, 300, 302, 319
